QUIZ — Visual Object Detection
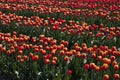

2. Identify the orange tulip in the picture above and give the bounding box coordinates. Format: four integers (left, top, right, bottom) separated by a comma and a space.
51, 60, 56, 65
60, 50, 65, 56
64, 56, 69, 62
44, 59, 50, 64
100, 63, 109, 71
113, 64, 119, 71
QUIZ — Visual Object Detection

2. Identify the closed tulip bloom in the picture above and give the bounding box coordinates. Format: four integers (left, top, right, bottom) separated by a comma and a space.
114, 64, 119, 70
52, 57, 57, 61
91, 53, 96, 58
64, 56, 69, 62
81, 53, 86, 58
110, 56, 115, 61
20, 59, 25, 63
51, 60, 56, 65
44, 59, 50, 64
60, 50, 65, 56
103, 74, 109, 80
100, 63, 109, 70
76, 51, 81, 58
32, 55, 39, 61
112, 61, 118, 66
67, 70, 72, 75
113, 74, 119, 80
84, 64, 90, 70
102, 58, 111, 64
97, 56, 102, 61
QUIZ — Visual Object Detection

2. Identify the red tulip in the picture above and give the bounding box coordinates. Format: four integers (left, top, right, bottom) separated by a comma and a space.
113, 74, 119, 80
51, 60, 56, 65
44, 59, 50, 64
67, 70, 72, 75
84, 64, 90, 70
103, 74, 109, 80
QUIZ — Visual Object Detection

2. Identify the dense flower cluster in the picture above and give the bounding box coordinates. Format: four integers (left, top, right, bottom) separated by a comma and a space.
0, 32, 120, 79
0, 2, 119, 21
0, 0, 119, 80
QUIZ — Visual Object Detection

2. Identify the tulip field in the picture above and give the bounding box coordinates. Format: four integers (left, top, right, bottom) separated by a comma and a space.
0, 0, 120, 80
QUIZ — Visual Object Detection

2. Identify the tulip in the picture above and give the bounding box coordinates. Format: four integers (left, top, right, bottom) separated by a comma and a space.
29, 52, 33, 58
67, 70, 72, 75
76, 51, 81, 58
103, 74, 109, 80
23, 55, 28, 60
32, 55, 39, 61
100, 63, 109, 71
113, 74, 119, 80
20, 59, 25, 63
90, 63, 95, 69
18, 50, 23, 55
113, 64, 119, 71
110, 56, 115, 61
44, 59, 50, 64
16, 55, 21, 60
81, 53, 86, 58
97, 56, 102, 61
6, 50, 11, 55
102, 58, 111, 64
91, 53, 96, 58
84, 64, 90, 70
60, 50, 65, 56
64, 56, 69, 62
52, 57, 57, 61
51, 60, 56, 65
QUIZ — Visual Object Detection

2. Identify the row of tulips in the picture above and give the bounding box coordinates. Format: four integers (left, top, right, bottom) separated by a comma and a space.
0, 0, 120, 10
0, 2, 120, 13
0, 31, 120, 80
0, 2, 119, 24
0, 0, 120, 7
0, 13, 120, 46
0, 11, 120, 47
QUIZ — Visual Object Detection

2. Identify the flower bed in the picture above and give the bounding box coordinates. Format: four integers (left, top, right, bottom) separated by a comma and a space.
0, 0, 120, 80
